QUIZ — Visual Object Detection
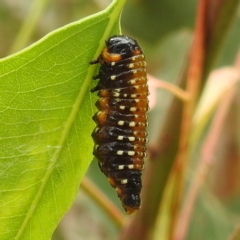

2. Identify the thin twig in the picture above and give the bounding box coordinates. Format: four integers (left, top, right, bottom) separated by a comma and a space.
80, 176, 126, 228
148, 75, 190, 102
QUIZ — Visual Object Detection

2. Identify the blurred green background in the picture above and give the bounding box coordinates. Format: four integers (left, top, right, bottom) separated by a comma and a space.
1, 0, 240, 239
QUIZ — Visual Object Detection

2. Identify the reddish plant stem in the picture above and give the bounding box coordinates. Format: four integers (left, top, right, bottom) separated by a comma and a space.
170, 0, 207, 238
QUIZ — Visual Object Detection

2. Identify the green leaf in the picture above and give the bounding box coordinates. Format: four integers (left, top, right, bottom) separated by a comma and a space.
0, 0, 126, 239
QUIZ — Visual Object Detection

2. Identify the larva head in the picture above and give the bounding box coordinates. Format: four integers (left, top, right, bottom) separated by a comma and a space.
105, 35, 142, 59
122, 193, 141, 214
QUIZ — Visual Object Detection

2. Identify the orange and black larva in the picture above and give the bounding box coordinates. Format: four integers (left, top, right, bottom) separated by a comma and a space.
90, 35, 149, 214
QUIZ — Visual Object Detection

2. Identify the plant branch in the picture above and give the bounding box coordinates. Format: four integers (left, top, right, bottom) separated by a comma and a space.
148, 75, 190, 102
80, 177, 126, 228
169, 0, 207, 238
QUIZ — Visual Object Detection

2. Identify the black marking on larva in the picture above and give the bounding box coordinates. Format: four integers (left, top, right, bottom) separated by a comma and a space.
90, 35, 149, 214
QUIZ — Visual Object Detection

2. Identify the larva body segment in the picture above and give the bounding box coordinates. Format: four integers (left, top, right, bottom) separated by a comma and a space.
90, 35, 149, 214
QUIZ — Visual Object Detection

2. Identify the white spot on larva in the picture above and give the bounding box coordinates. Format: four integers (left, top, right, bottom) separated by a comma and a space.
95, 127, 99, 133
118, 165, 124, 170
135, 99, 140, 103
111, 75, 116, 80
128, 136, 135, 141
132, 70, 137, 74
132, 56, 136, 61
131, 94, 137, 98
121, 179, 128, 184
111, 62, 116, 66
128, 164, 134, 169
95, 144, 99, 150
129, 79, 136, 84
117, 150, 124, 155
130, 107, 137, 112
117, 136, 124, 140
123, 94, 127, 97
116, 89, 121, 92
119, 105, 125, 110
129, 121, 136, 127
143, 61, 147, 66
118, 120, 124, 126
134, 115, 139, 118
115, 98, 120, 102
128, 151, 135, 156
113, 92, 120, 97
128, 63, 134, 68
